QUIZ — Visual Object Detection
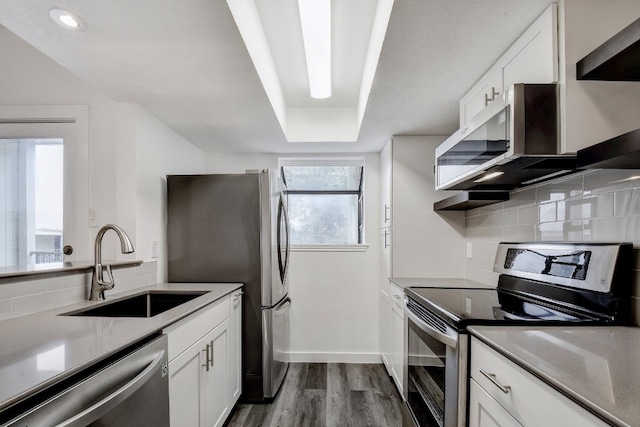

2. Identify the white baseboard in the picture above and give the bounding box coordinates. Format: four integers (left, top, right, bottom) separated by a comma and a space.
288, 352, 383, 364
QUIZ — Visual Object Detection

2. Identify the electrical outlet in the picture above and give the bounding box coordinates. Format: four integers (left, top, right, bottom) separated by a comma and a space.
151, 240, 159, 258
466, 242, 473, 259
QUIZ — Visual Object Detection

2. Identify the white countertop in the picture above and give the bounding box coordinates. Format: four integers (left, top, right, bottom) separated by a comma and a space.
0, 282, 242, 412
469, 325, 640, 427
390, 277, 493, 289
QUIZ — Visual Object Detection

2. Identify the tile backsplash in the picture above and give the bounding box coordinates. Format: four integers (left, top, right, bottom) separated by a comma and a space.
464, 169, 640, 324
0, 261, 157, 320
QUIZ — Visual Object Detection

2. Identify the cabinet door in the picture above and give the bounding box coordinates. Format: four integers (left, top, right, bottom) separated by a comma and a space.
169, 335, 209, 427
204, 320, 230, 427
469, 379, 522, 427
502, 5, 557, 91
459, 69, 502, 126
379, 293, 392, 375
380, 227, 391, 296
228, 291, 242, 404
390, 301, 404, 396
380, 139, 392, 228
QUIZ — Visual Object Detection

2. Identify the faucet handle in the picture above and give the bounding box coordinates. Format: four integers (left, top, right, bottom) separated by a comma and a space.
102, 264, 115, 290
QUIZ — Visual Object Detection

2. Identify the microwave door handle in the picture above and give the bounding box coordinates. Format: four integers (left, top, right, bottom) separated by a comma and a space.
404, 297, 458, 349
57, 350, 166, 427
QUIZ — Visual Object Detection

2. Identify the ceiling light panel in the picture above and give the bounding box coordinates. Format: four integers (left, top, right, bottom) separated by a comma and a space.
298, 0, 331, 99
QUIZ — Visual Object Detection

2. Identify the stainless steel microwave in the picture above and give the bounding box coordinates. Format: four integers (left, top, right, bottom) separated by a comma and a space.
435, 83, 575, 191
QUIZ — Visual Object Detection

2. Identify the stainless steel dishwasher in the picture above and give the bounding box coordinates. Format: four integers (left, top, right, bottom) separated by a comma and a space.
0, 334, 169, 427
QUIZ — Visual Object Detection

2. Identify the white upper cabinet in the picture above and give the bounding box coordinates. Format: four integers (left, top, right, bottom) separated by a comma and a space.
460, 1, 640, 153
460, 5, 558, 126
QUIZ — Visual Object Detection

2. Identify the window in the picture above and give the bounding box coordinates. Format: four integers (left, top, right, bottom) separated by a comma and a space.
281, 159, 364, 246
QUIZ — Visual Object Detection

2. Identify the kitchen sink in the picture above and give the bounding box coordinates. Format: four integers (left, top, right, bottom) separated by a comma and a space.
62, 290, 210, 318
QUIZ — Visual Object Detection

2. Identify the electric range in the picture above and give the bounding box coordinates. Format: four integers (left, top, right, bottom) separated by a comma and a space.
403, 242, 633, 427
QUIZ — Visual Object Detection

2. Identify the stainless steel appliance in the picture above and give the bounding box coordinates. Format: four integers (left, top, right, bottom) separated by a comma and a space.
403, 242, 633, 427
435, 84, 575, 191
0, 334, 169, 427
166, 170, 291, 402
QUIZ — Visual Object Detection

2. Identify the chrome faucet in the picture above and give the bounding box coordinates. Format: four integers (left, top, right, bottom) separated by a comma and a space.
90, 224, 135, 301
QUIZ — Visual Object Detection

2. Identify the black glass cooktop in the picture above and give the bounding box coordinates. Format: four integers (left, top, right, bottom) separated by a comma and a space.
405, 286, 598, 330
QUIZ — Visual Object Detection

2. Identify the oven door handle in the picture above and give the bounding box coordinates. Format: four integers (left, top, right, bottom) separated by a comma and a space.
404, 296, 458, 348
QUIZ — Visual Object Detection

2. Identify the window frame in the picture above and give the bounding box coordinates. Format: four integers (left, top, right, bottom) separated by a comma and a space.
279, 157, 367, 251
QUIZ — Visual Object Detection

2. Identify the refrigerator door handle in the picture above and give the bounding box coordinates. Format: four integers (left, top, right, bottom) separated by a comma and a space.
274, 297, 292, 316
277, 194, 290, 284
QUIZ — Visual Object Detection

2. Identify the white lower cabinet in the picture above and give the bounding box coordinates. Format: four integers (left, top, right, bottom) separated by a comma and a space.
163, 290, 242, 427
388, 282, 405, 396
469, 379, 522, 427
469, 337, 608, 427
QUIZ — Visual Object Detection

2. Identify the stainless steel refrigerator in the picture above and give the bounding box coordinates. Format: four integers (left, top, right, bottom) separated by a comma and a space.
166, 170, 291, 402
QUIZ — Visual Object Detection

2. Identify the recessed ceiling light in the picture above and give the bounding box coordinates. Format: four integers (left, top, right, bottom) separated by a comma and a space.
298, 0, 331, 99
49, 9, 87, 31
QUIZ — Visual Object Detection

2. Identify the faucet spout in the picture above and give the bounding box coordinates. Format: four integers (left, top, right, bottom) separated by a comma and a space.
90, 224, 135, 301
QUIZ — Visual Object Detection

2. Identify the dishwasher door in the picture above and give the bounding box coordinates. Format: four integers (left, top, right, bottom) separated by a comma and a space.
1, 334, 169, 427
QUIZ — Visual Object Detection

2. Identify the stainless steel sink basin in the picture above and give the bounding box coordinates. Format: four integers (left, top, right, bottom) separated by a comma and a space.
62, 290, 210, 318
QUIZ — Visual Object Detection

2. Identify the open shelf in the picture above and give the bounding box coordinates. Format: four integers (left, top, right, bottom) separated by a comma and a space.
577, 128, 640, 169
434, 191, 509, 211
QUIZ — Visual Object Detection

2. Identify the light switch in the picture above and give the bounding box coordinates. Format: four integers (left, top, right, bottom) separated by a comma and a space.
466, 242, 473, 259
151, 240, 159, 258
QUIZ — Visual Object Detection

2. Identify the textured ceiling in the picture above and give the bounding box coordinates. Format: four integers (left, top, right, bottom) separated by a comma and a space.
0, 0, 554, 153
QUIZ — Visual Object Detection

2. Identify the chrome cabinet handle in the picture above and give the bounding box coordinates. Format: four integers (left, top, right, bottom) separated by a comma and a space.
479, 369, 511, 394
485, 93, 491, 106
384, 230, 390, 249
384, 205, 391, 223
202, 344, 211, 372
491, 86, 500, 101
209, 340, 214, 367
233, 290, 244, 301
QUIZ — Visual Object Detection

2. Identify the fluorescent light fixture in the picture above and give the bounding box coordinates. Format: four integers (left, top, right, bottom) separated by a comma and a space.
49, 9, 87, 30
298, 0, 331, 99
474, 171, 504, 183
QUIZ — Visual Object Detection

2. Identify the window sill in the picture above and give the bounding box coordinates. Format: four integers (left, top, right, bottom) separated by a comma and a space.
291, 244, 369, 252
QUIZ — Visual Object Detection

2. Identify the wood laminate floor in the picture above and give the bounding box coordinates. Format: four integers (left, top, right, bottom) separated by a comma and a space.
226, 363, 416, 427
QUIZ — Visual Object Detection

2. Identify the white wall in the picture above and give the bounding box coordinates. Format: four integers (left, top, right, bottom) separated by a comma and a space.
0, 28, 205, 270
0, 27, 206, 314
206, 152, 382, 362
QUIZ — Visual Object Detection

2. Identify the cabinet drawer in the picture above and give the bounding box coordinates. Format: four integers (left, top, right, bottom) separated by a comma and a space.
470, 338, 608, 426
164, 295, 230, 361
389, 282, 403, 308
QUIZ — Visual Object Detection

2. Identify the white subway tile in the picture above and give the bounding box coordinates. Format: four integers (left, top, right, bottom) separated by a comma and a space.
12, 287, 85, 318
584, 170, 640, 195
504, 187, 536, 209
517, 205, 538, 225
584, 217, 635, 242
615, 189, 640, 216
539, 202, 556, 223
0, 277, 47, 299
136, 261, 157, 276
465, 267, 492, 286
536, 221, 583, 241
0, 299, 11, 321
503, 225, 536, 242
46, 271, 89, 291
536, 175, 583, 203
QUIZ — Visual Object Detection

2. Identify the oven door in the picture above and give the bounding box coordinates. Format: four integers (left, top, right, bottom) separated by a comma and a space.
404, 296, 468, 427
